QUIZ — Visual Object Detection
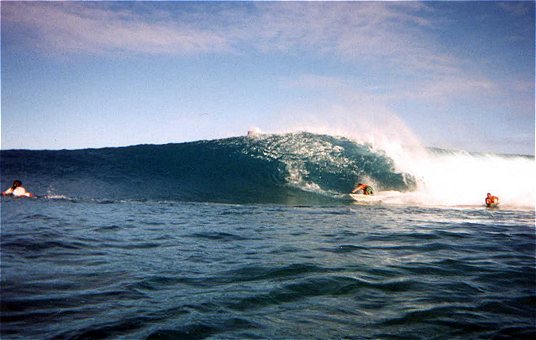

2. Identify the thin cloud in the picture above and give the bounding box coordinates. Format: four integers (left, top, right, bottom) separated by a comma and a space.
281, 74, 349, 90
383, 74, 497, 103
250, 2, 447, 72
0, 1, 503, 102
279, 71, 497, 105
2, 2, 231, 56
498, 2, 533, 17
4, 2, 453, 74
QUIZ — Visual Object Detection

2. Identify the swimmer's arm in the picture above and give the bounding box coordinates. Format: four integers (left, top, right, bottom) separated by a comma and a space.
2, 188, 13, 196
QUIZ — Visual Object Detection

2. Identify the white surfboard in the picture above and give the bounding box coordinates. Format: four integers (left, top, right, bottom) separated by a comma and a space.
349, 194, 383, 204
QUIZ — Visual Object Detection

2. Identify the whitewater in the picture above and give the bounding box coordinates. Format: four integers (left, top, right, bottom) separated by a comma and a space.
1, 132, 535, 338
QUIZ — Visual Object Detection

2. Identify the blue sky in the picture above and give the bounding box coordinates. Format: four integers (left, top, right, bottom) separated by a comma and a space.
1, 1, 534, 154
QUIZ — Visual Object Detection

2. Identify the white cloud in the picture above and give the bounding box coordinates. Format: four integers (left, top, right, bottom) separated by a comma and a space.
0, 1, 500, 102
249, 2, 447, 72
2, 2, 231, 56
3, 2, 451, 73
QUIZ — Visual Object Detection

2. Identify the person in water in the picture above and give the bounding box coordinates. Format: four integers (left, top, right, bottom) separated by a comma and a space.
485, 193, 499, 207
352, 183, 374, 195
2, 180, 35, 198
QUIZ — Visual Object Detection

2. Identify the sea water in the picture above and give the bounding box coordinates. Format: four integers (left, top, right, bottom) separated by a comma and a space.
1, 133, 535, 338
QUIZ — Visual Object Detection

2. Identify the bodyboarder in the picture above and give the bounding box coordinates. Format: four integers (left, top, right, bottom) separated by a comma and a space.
2, 180, 35, 198
485, 193, 499, 207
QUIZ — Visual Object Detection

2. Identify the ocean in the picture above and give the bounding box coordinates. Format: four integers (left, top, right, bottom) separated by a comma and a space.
1, 132, 535, 339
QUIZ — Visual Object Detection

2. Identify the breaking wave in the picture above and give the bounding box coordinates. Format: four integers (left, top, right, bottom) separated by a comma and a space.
1, 132, 533, 208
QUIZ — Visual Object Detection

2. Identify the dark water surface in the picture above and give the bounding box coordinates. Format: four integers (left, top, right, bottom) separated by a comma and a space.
1, 198, 534, 339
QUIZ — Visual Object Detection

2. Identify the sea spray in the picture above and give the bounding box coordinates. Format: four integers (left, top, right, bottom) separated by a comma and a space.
402, 149, 534, 208
349, 140, 535, 208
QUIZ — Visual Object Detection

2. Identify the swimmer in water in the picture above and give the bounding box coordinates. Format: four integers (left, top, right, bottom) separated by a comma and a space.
2, 180, 35, 198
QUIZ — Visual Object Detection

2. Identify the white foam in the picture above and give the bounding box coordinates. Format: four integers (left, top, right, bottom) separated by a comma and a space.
257, 103, 535, 209
247, 127, 262, 137
383, 147, 535, 209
